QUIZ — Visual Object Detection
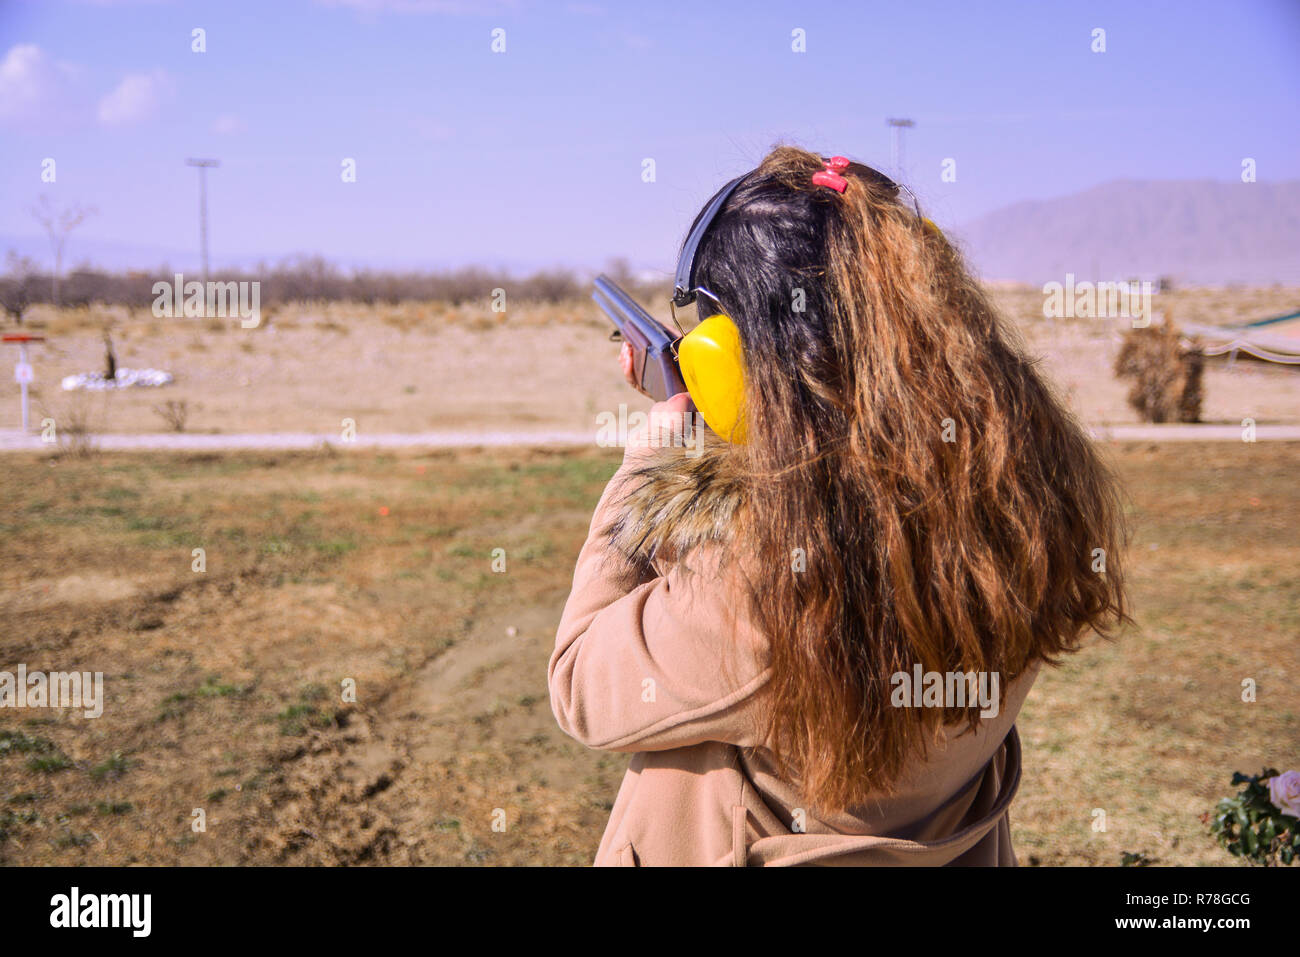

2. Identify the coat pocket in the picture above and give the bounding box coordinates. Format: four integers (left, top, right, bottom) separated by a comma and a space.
617, 842, 639, 867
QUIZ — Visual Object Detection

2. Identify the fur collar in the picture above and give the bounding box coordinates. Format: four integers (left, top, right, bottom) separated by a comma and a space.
604, 442, 747, 569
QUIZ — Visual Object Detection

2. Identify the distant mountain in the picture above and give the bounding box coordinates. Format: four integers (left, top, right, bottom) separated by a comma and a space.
6, 178, 1298, 286
951, 179, 1300, 286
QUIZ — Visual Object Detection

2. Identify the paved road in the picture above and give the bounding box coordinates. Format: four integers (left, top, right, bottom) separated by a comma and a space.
0, 428, 601, 452
2, 424, 1298, 452
1086, 424, 1300, 442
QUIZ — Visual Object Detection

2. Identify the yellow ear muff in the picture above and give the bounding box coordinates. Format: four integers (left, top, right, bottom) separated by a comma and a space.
678, 313, 747, 443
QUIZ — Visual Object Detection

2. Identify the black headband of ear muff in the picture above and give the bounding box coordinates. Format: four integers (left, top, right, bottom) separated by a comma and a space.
672, 174, 747, 308
672, 159, 920, 310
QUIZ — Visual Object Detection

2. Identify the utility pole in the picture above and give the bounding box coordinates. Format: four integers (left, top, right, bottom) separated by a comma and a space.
886, 118, 915, 180
185, 158, 220, 288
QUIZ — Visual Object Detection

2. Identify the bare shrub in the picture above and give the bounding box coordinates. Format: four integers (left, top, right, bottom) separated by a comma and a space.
48, 394, 104, 458
30, 196, 96, 306
1, 256, 665, 314
152, 400, 189, 433
1114, 318, 1204, 423
0, 253, 43, 324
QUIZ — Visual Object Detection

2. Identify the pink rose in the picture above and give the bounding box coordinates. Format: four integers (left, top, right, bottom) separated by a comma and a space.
1266, 770, 1300, 818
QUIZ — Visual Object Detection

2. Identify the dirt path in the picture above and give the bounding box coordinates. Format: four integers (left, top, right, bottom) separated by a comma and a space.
0, 428, 597, 452
3, 424, 1299, 453
239, 596, 623, 866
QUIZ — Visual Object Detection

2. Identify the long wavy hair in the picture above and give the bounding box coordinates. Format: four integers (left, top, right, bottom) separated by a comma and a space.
688, 146, 1129, 814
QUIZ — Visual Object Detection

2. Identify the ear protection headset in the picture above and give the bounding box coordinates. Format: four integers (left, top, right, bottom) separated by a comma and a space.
670, 173, 749, 443
670, 159, 934, 444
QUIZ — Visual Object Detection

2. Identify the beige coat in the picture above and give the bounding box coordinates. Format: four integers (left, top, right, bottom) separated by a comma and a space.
550, 454, 1040, 866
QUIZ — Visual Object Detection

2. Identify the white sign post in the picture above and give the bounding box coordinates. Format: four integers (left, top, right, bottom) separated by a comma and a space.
4, 335, 45, 432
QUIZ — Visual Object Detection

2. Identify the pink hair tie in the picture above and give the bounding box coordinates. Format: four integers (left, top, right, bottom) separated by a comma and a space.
812, 155, 850, 193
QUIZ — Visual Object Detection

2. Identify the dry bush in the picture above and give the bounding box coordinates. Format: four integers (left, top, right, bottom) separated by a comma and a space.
1114, 319, 1204, 423
0, 256, 42, 324
0, 258, 668, 316
152, 399, 189, 432
46, 393, 105, 458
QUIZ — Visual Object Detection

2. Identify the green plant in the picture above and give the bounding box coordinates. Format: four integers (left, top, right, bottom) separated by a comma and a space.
275, 685, 335, 735
90, 751, 130, 781
1206, 768, 1299, 866
0, 730, 56, 756
0, 808, 41, 843
1120, 850, 1156, 867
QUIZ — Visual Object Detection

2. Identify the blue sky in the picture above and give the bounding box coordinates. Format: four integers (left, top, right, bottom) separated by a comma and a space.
1, 0, 1298, 275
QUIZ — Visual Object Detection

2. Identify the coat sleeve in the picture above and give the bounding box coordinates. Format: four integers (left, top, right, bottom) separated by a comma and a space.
548, 460, 771, 753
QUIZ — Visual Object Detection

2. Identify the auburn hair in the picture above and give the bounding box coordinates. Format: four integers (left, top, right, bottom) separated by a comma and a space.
688, 145, 1129, 814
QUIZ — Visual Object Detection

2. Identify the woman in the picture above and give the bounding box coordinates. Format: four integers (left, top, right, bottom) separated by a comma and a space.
549, 146, 1128, 866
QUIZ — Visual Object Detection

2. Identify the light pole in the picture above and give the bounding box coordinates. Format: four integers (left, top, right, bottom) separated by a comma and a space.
886, 118, 915, 180
185, 158, 220, 288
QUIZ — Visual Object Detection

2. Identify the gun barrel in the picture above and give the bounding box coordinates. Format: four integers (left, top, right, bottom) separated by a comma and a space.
592, 276, 671, 349
591, 275, 687, 402
593, 283, 651, 350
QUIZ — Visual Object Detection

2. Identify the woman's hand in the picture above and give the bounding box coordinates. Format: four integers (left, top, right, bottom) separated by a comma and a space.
619, 341, 653, 398
624, 391, 697, 461
618, 343, 699, 460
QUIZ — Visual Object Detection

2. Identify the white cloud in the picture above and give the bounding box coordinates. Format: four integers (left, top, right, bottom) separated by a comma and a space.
212, 113, 246, 135
0, 44, 76, 124
97, 69, 172, 127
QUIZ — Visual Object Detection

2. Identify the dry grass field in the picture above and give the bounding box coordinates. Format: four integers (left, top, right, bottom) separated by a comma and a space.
1, 440, 1296, 866
8, 286, 1300, 439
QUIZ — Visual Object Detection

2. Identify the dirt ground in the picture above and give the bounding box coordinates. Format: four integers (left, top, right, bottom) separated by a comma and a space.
8, 286, 1300, 440
0, 447, 624, 864
1, 442, 1296, 866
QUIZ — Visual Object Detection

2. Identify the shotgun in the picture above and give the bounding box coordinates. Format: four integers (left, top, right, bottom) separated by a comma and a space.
592, 275, 688, 402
